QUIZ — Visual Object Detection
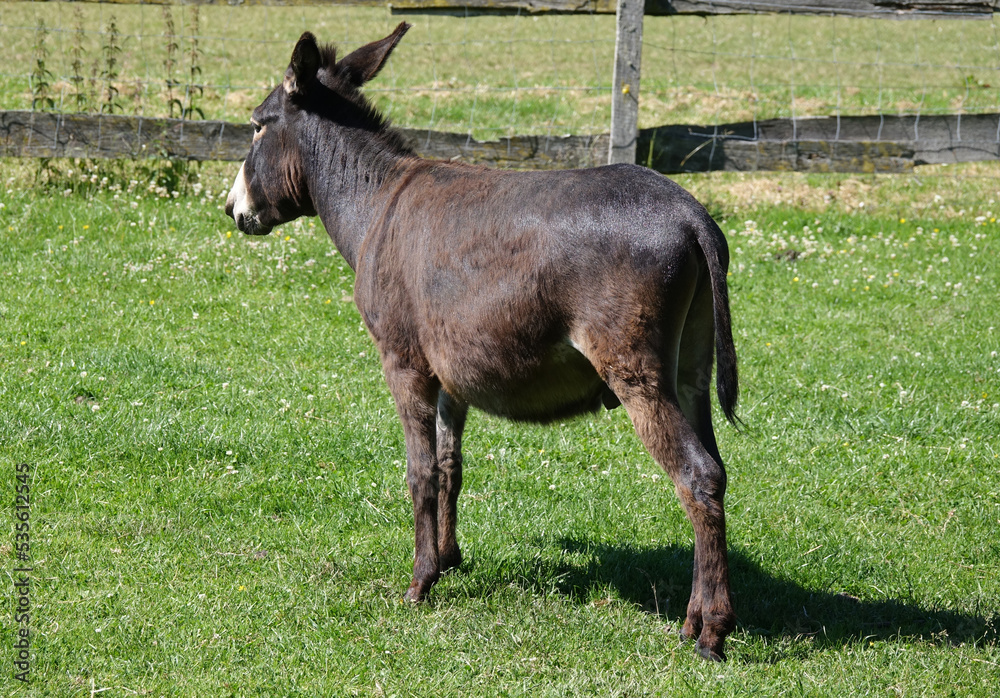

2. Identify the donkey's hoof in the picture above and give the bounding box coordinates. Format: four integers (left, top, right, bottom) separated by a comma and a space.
695, 641, 727, 663
679, 621, 700, 643
403, 583, 429, 603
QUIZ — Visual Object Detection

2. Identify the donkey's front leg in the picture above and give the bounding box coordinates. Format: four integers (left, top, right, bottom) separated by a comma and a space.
383, 361, 442, 602
436, 390, 468, 572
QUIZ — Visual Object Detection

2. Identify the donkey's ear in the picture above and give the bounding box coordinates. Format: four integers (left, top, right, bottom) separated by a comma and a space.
337, 22, 410, 87
284, 32, 321, 97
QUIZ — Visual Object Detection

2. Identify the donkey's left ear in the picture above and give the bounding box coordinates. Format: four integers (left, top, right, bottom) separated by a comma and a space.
338, 22, 410, 87
285, 32, 321, 97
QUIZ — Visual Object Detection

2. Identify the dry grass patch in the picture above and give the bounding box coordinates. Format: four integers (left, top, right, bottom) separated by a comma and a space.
676, 162, 1000, 220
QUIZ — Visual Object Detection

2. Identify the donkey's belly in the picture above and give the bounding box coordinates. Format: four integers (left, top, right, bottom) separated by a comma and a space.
445, 339, 611, 423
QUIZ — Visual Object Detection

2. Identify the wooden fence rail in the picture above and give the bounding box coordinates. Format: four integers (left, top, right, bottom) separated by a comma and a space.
4, 110, 998, 173
391, 0, 1000, 19
4, 0, 997, 19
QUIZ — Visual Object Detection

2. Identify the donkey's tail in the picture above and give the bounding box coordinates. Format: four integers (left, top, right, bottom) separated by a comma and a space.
696, 217, 740, 426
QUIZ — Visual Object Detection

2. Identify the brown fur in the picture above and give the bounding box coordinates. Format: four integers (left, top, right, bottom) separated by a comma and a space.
226, 24, 741, 661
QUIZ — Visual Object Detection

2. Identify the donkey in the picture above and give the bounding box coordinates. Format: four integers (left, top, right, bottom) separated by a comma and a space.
226, 23, 741, 661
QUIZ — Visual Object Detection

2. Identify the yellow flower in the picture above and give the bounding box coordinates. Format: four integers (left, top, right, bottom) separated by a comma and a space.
83, 225, 89, 230
149, 300, 155, 306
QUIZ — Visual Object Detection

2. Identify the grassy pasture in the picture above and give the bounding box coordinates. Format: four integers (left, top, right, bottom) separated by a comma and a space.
1, 156, 998, 694
2, 3, 999, 139
2, 2, 1000, 694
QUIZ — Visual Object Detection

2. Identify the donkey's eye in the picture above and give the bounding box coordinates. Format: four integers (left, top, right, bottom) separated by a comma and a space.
251, 121, 266, 142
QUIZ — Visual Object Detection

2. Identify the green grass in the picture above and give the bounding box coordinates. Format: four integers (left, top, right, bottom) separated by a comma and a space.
2, 3, 998, 138
1, 159, 998, 694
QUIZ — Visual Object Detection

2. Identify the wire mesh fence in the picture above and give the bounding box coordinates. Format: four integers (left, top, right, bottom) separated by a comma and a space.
641, 12, 1000, 127
1, 3, 616, 140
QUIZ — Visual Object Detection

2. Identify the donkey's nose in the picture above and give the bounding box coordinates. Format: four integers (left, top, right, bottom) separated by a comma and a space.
225, 196, 248, 233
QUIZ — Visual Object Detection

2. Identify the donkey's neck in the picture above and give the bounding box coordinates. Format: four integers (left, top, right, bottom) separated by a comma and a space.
308, 124, 415, 271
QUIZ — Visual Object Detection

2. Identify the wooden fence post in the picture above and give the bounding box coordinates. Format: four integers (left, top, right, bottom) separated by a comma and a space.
608, 0, 644, 165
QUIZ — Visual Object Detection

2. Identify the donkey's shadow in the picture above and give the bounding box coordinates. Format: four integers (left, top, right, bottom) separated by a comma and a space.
461, 537, 996, 658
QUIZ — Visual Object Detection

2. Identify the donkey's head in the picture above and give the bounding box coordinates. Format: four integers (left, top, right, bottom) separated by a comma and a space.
225, 23, 411, 236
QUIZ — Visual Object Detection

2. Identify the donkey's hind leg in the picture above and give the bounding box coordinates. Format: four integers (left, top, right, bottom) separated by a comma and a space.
436, 389, 468, 572
607, 375, 735, 661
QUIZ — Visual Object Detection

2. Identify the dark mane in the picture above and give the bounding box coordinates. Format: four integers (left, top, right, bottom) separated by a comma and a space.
314, 41, 413, 156
318, 44, 338, 70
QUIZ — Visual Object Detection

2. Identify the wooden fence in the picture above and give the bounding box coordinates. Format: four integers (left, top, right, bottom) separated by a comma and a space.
386, 0, 1000, 16
1, 0, 998, 173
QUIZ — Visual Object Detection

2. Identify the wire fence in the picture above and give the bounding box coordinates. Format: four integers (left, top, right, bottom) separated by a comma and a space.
640, 11, 1000, 127
1, 3, 616, 140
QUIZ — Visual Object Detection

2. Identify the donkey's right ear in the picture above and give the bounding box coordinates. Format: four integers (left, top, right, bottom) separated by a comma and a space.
284, 32, 321, 97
